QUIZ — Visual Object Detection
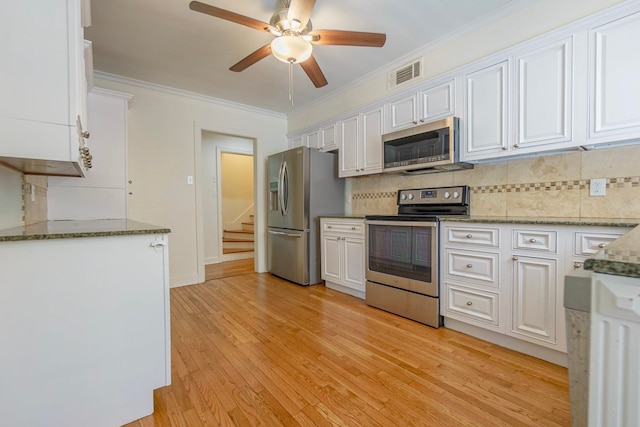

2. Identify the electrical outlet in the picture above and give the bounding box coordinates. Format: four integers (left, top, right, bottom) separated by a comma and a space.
589, 178, 607, 197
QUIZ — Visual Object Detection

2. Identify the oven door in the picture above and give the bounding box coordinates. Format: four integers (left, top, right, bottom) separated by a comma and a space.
365, 220, 438, 297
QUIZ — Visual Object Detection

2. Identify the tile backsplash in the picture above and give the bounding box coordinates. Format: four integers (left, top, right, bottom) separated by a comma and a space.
350, 144, 640, 219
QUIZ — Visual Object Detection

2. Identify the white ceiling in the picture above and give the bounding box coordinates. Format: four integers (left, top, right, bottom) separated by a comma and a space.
86, 0, 516, 115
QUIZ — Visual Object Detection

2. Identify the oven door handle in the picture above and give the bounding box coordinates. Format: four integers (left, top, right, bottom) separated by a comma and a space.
365, 220, 438, 227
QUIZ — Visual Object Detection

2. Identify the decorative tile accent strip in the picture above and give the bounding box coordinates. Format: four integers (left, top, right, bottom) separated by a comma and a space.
352, 176, 639, 200
352, 192, 396, 200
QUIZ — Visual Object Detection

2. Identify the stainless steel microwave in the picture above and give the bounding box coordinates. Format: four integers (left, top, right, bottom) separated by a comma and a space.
382, 117, 472, 174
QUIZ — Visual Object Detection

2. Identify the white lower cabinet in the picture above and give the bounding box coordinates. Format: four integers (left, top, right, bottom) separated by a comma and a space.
441, 221, 632, 360
0, 232, 171, 427
320, 218, 365, 299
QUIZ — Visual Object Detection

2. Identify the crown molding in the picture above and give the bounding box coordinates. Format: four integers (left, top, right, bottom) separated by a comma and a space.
93, 71, 287, 120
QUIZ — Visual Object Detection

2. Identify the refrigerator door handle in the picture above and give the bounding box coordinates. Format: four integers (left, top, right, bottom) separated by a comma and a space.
268, 230, 302, 238
278, 160, 285, 216
281, 160, 289, 216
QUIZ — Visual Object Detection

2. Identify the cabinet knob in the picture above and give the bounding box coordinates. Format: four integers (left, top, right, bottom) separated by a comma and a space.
128, 192, 133, 195
466, 264, 473, 268
81, 130, 90, 139
501, 146, 508, 151
466, 301, 473, 306
466, 234, 473, 239
574, 262, 583, 269
513, 143, 520, 148
598, 243, 606, 248
512, 256, 519, 261
529, 238, 537, 243
327, 225, 332, 229
412, 121, 418, 125
128, 180, 133, 184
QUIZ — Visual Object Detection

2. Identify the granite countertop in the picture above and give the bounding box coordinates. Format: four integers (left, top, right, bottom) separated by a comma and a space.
584, 225, 640, 279
320, 215, 367, 219
440, 216, 640, 227
0, 220, 171, 242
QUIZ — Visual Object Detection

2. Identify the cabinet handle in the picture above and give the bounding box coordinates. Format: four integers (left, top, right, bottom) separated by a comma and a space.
501, 146, 508, 151
512, 256, 519, 261
574, 262, 583, 269
412, 121, 418, 125
351, 226, 356, 230
327, 225, 332, 228
529, 238, 537, 243
466, 301, 473, 306
128, 192, 133, 195
466, 264, 473, 268
466, 234, 473, 238
598, 243, 606, 248
81, 130, 90, 139
513, 143, 520, 148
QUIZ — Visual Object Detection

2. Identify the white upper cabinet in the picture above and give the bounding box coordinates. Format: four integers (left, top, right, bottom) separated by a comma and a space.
589, 11, 640, 142
515, 37, 573, 149
291, 122, 338, 152
0, 0, 91, 176
463, 60, 511, 160
385, 79, 456, 133
338, 106, 384, 177
320, 122, 338, 152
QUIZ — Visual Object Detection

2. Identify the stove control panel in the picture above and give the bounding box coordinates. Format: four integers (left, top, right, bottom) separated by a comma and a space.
398, 186, 468, 205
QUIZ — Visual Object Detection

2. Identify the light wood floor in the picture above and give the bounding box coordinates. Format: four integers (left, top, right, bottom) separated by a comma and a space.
205, 259, 254, 281
126, 269, 570, 426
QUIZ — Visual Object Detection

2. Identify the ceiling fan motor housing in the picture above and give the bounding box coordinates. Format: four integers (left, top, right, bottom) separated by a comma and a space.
270, 8, 312, 34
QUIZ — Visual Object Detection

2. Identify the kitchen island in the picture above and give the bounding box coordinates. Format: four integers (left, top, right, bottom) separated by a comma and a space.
0, 220, 171, 427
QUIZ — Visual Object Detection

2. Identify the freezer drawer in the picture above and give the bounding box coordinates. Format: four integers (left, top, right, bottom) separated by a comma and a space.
268, 227, 310, 285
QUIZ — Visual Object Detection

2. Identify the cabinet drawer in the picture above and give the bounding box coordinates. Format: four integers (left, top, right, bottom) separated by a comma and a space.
574, 231, 624, 256
445, 226, 499, 247
513, 229, 557, 252
445, 249, 499, 285
322, 220, 365, 237
444, 283, 500, 326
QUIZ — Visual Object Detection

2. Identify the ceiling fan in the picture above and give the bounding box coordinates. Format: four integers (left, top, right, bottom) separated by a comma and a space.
189, 0, 387, 88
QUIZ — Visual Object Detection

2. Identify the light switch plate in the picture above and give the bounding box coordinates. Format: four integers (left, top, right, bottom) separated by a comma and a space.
589, 178, 606, 196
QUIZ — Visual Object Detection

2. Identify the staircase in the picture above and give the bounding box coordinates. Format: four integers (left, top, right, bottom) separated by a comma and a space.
222, 215, 254, 259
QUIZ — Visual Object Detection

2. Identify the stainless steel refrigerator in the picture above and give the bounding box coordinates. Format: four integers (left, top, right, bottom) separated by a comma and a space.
268, 147, 345, 285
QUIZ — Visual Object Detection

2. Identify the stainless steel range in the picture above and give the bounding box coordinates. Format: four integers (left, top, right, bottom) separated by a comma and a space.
365, 185, 470, 328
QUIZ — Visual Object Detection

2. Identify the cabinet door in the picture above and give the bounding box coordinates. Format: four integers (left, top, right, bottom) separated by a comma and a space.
321, 235, 342, 283
343, 238, 365, 291
361, 107, 384, 174
338, 115, 360, 177
289, 135, 304, 148
590, 11, 640, 140
320, 123, 338, 152
515, 38, 573, 149
419, 80, 455, 123
510, 255, 557, 346
463, 60, 510, 160
386, 94, 418, 132
305, 129, 320, 149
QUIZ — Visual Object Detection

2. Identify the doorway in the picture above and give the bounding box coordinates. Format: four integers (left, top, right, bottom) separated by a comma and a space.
200, 132, 255, 268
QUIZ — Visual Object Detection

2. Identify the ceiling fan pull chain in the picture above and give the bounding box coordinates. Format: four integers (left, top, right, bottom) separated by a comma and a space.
289, 60, 294, 105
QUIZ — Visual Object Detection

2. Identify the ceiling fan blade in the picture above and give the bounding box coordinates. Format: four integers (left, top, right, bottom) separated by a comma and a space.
230, 44, 272, 72
310, 30, 386, 47
189, 1, 272, 33
300, 55, 328, 88
287, 0, 316, 30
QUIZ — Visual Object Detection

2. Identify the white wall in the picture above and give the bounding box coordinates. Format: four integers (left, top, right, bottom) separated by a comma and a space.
94, 77, 287, 287
0, 165, 23, 230
288, 0, 624, 133
201, 133, 253, 265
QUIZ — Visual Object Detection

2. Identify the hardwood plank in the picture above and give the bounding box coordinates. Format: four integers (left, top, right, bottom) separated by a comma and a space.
124, 273, 570, 426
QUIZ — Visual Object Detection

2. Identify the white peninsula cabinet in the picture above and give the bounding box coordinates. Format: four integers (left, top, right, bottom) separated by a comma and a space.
0, 0, 92, 176
441, 221, 632, 365
0, 221, 171, 427
320, 218, 366, 299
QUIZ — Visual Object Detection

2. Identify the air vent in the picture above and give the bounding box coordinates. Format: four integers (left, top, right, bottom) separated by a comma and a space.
388, 59, 423, 90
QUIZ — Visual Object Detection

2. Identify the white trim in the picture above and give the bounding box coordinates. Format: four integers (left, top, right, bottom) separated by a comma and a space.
94, 71, 287, 119
169, 274, 199, 288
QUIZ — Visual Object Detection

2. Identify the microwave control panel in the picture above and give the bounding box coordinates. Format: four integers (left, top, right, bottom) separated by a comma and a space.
397, 186, 468, 205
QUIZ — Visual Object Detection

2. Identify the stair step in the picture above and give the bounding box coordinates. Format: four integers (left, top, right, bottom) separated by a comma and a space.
223, 248, 254, 254
223, 229, 254, 241
223, 240, 254, 249
242, 222, 254, 232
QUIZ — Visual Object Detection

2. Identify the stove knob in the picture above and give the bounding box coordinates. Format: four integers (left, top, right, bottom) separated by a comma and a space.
407, 194, 414, 200
443, 192, 451, 199
401, 194, 407, 200
453, 191, 460, 199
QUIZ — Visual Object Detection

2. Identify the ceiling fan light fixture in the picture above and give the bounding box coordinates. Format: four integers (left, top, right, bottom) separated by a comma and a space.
271, 35, 312, 63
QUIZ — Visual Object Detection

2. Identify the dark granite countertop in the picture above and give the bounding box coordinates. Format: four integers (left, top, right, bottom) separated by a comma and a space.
0, 220, 171, 242
440, 216, 640, 227
584, 226, 640, 279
